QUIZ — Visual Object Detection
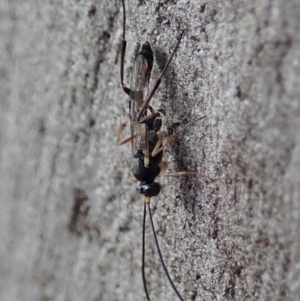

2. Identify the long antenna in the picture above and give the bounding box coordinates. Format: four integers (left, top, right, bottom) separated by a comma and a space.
120, 0, 127, 89
142, 203, 151, 301
147, 203, 185, 301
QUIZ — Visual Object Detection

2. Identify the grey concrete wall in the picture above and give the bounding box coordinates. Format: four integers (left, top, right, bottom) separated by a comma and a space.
0, 0, 299, 300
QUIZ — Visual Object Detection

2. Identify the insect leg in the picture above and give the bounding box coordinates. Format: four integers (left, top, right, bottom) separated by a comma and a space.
151, 116, 206, 157
117, 119, 139, 146
158, 161, 168, 175
163, 171, 198, 177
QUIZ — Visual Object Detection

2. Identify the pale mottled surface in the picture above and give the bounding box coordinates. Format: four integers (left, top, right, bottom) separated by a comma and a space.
0, 0, 299, 301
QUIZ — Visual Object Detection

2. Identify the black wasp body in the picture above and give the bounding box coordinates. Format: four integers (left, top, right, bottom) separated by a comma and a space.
119, 1, 191, 300
132, 114, 163, 198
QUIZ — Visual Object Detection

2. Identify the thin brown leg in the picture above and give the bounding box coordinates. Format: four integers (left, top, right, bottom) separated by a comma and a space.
152, 116, 206, 157
117, 122, 136, 146
158, 161, 168, 176
151, 132, 165, 157
163, 171, 198, 177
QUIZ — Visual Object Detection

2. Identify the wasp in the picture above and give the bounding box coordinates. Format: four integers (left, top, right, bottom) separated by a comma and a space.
118, 1, 204, 300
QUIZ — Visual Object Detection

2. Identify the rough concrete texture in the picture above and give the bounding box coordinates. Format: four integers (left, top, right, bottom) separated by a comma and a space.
0, 0, 299, 300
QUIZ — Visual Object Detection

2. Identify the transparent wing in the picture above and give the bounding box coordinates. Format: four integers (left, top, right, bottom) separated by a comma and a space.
129, 49, 152, 157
